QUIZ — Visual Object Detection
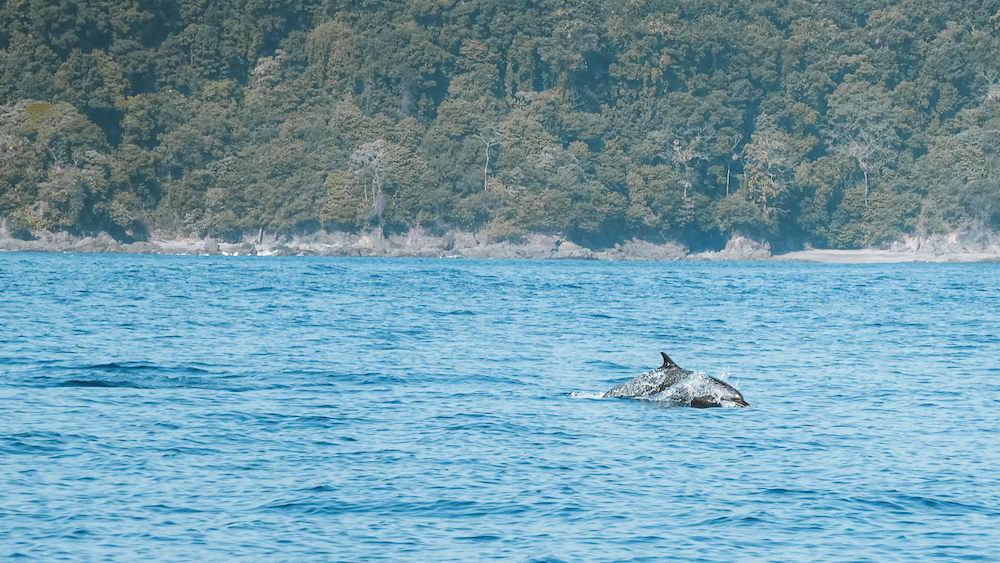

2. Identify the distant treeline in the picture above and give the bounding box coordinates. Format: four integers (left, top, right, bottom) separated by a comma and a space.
2, 0, 1000, 249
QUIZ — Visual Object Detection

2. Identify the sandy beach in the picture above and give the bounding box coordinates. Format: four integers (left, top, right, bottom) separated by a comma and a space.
773, 249, 1000, 263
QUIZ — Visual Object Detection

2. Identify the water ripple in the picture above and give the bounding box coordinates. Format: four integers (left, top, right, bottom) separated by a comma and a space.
1, 255, 999, 562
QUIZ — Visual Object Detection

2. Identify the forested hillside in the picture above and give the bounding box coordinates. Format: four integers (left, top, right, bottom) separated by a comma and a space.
3, 0, 1000, 250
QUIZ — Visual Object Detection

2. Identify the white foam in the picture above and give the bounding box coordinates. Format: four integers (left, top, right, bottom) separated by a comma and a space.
716, 367, 741, 387
567, 391, 605, 399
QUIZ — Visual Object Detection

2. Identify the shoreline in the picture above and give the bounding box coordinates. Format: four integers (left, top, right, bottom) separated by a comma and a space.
1, 228, 998, 264
771, 248, 1000, 264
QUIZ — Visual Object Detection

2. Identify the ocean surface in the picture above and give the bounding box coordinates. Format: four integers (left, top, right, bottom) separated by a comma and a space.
2, 252, 998, 562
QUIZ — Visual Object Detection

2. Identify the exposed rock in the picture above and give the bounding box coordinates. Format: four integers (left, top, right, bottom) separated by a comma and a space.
460, 233, 565, 259
122, 241, 158, 254
203, 239, 220, 254
691, 236, 771, 261
26, 230, 76, 251
604, 239, 689, 261
400, 226, 446, 250
72, 233, 123, 254
230, 242, 257, 256
551, 240, 595, 260
445, 230, 478, 251
0, 238, 43, 252
267, 244, 298, 256
889, 231, 1000, 255
355, 229, 388, 252
384, 228, 442, 257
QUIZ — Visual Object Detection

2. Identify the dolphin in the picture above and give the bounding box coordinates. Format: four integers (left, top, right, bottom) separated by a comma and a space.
603, 352, 749, 408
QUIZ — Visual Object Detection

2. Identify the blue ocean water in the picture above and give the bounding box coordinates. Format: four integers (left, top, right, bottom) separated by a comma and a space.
1, 253, 998, 562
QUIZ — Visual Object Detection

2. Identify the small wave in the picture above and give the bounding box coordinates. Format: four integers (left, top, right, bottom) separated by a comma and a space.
582, 359, 631, 370
694, 514, 771, 527
78, 362, 213, 376
87, 362, 157, 371
567, 391, 604, 399
2, 432, 65, 454
81, 362, 208, 374
58, 380, 139, 388
889, 493, 991, 514
457, 534, 502, 542
38, 362, 226, 390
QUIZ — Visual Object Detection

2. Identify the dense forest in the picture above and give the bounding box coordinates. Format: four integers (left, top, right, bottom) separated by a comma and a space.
3, 0, 1000, 250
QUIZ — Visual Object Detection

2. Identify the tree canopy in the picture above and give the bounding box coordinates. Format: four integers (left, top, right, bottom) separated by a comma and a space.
3, 0, 1000, 249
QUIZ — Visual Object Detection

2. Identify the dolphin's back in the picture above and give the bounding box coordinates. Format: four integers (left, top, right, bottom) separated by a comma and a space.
602, 354, 691, 398
602, 367, 689, 398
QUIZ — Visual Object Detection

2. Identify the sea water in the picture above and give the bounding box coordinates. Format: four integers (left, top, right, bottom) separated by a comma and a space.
1, 253, 998, 562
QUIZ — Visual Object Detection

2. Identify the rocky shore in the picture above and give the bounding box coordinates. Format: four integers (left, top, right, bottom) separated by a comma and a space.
0, 228, 697, 260
1, 225, 999, 263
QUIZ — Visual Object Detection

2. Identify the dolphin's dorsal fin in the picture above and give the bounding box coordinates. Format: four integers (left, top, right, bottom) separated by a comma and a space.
660, 352, 678, 369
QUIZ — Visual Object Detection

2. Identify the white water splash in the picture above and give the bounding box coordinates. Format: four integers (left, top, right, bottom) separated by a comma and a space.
567, 390, 605, 399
